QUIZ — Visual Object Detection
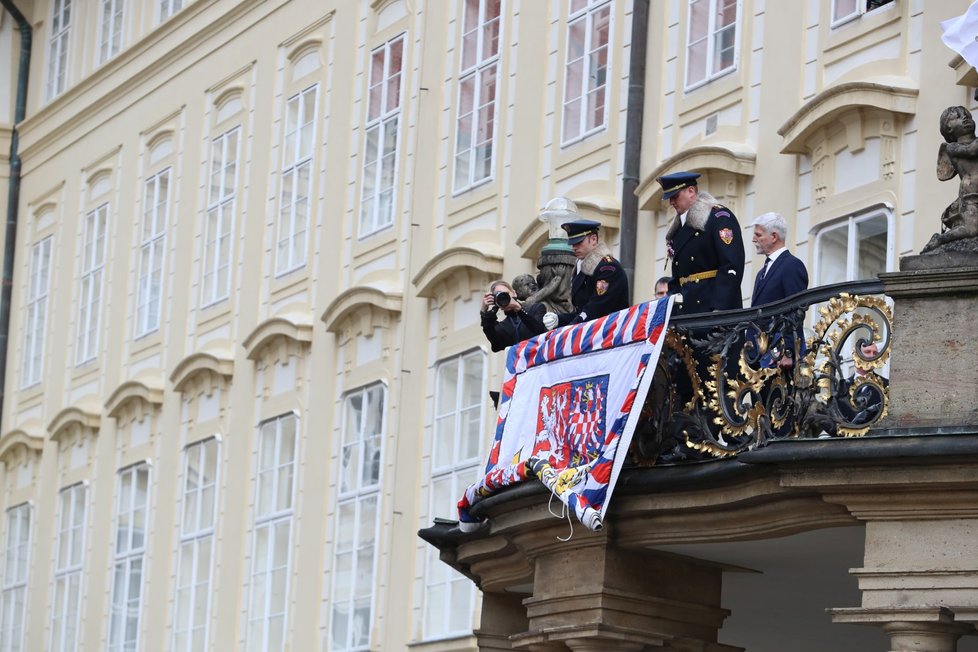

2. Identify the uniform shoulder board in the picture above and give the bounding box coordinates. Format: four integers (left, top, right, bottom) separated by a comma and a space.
603, 255, 614, 262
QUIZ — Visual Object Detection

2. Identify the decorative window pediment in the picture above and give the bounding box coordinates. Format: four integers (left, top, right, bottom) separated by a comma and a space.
412, 245, 503, 300
0, 428, 44, 464
170, 350, 234, 395
321, 286, 402, 337
48, 403, 101, 444
105, 378, 164, 422
242, 314, 313, 368
637, 143, 756, 210
516, 196, 620, 259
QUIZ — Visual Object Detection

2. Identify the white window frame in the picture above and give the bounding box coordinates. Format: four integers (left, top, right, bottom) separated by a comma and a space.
812, 205, 895, 286
561, 0, 612, 145
136, 168, 170, 338
831, 0, 896, 28
453, 0, 502, 193
275, 85, 318, 276
22, 236, 53, 389
97, 0, 126, 65
158, 0, 183, 22
172, 438, 220, 652
76, 204, 107, 365
0, 503, 31, 652
202, 127, 240, 306
359, 35, 404, 238
46, 0, 72, 100
50, 483, 87, 652
108, 463, 150, 652
329, 383, 386, 652
423, 351, 486, 640
684, 0, 741, 91
247, 414, 298, 652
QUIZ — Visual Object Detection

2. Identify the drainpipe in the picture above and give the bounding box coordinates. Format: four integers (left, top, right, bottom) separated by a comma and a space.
0, 0, 32, 431
619, 0, 649, 303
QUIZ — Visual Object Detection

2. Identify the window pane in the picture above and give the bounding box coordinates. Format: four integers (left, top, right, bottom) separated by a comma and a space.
817, 224, 848, 286
856, 216, 888, 280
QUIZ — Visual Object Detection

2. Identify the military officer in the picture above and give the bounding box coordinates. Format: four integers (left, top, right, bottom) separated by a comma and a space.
552, 220, 630, 326
658, 171, 745, 315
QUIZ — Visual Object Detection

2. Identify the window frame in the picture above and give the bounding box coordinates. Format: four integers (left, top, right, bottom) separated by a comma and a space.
561, 0, 613, 145
0, 503, 32, 652
358, 35, 405, 238
135, 167, 171, 339
275, 85, 318, 277
246, 414, 299, 652
683, 0, 741, 92
46, 0, 72, 100
50, 483, 87, 652
23, 235, 53, 389
329, 383, 387, 652
96, 0, 126, 65
76, 203, 108, 365
172, 437, 220, 652
423, 350, 486, 640
452, 0, 502, 194
830, 0, 895, 28
108, 463, 150, 652
202, 127, 241, 306
812, 205, 895, 286
158, 0, 184, 22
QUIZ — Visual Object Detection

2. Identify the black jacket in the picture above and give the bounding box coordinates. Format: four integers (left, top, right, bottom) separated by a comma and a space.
557, 244, 630, 326
751, 250, 809, 307
481, 302, 548, 352
665, 191, 745, 315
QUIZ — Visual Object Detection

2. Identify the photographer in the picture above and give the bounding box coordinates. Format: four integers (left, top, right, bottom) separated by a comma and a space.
480, 280, 548, 352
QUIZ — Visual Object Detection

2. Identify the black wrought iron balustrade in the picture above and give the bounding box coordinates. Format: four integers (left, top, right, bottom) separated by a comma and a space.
632, 279, 892, 464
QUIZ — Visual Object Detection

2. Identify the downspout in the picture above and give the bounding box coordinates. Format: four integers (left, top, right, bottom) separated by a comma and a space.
0, 0, 32, 431
620, 0, 649, 303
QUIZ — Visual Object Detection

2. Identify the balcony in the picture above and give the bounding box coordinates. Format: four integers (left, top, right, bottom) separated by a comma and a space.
421, 265, 978, 651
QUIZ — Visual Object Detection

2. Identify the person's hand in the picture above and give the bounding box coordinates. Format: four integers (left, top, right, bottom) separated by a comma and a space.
543, 312, 559, 330
481, 293, 496, 313
501, 298, 522, 314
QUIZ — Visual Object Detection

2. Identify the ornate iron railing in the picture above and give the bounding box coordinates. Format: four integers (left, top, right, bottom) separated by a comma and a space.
633, 280, 892, 464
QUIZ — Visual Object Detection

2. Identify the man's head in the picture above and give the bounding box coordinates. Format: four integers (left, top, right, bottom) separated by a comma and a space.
654, 276, 671, 298
562, 220, 602, 259
750, 212, 787, 256
854, 341, 879, 377
657, 171, 701, 215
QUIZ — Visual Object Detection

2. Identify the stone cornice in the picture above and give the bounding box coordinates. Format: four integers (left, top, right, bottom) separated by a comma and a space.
105, 378, 165, 419
48, 404, 102, 443
0, 429, 45, 462
777, 79, 918, 154
18, 0, 272, 168
170, 350, 235, 393
320, 286, 403, 334
242, 314, 313, 361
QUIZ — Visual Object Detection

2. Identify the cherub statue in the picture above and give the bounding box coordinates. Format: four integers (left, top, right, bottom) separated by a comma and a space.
511, 274, 539, 302
526, 261, 575, 314
925, 105, 978, 252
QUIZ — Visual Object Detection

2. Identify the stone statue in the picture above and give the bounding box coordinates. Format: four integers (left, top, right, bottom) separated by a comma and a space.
511, 274, 539, 301
526, 197, 578, 314
925, 105, 978, 253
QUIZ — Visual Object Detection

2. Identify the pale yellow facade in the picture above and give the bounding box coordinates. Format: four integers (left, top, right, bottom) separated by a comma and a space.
0, 0, 975, 651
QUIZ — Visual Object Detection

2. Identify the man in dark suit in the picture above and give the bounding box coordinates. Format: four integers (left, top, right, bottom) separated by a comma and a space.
749, 212, 809, 307
553, 220, 629, 326
658, 171, 745, 315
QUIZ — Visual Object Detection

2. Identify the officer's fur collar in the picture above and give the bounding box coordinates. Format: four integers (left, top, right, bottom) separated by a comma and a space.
665, 190, 719, 242
580, 242, 612, 276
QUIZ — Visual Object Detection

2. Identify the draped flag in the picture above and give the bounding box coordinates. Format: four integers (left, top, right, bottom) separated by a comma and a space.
942, 1, 978, 69
458, 297, 673, 533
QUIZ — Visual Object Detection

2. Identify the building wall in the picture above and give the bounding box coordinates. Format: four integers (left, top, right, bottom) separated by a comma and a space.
0, 1, 975, 651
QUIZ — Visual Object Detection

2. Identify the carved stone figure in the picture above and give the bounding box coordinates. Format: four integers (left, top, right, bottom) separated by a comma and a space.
511, 274, 539, 301
527, 197, 578, 314
925, 105, 978, 253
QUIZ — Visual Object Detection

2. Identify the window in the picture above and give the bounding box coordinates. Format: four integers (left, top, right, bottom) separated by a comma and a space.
247, 415, 298, 652
814, 207, 894, 286
173, 438, 219, 652
562, 0, 611, 144
832, 0, 895, 27
76, 204, 107, 365
330, 384, 385, 652
158, 0, 183, 22
136, 169, 170, 337
276, 86, 317, 276
97, 0, 126, 65
23, 236, 53, 388
46, 0, 72, 100
424, 352, 485, 639
453, 0, 501, 192
51, 484, 86, 652
685, 0, 739, 90
108, 464, 149, 652
359, 36, 404, 237
202, 128, 240, 305
0, 504, 31, 652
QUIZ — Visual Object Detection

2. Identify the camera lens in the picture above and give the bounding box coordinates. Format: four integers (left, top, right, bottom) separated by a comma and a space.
493, 291, 511, 308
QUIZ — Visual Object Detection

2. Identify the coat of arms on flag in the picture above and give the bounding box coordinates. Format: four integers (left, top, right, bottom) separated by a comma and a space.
458, 297, 674, 533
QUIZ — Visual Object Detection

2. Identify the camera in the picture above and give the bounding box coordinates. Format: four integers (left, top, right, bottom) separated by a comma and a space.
492, 290, 512, 308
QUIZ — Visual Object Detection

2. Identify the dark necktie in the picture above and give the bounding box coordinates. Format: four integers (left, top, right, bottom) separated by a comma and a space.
759, 256, 771, 282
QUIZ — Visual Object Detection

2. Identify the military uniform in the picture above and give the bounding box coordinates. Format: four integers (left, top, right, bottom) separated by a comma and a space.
556, 220, 630, 326
657, 173, 745, 315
